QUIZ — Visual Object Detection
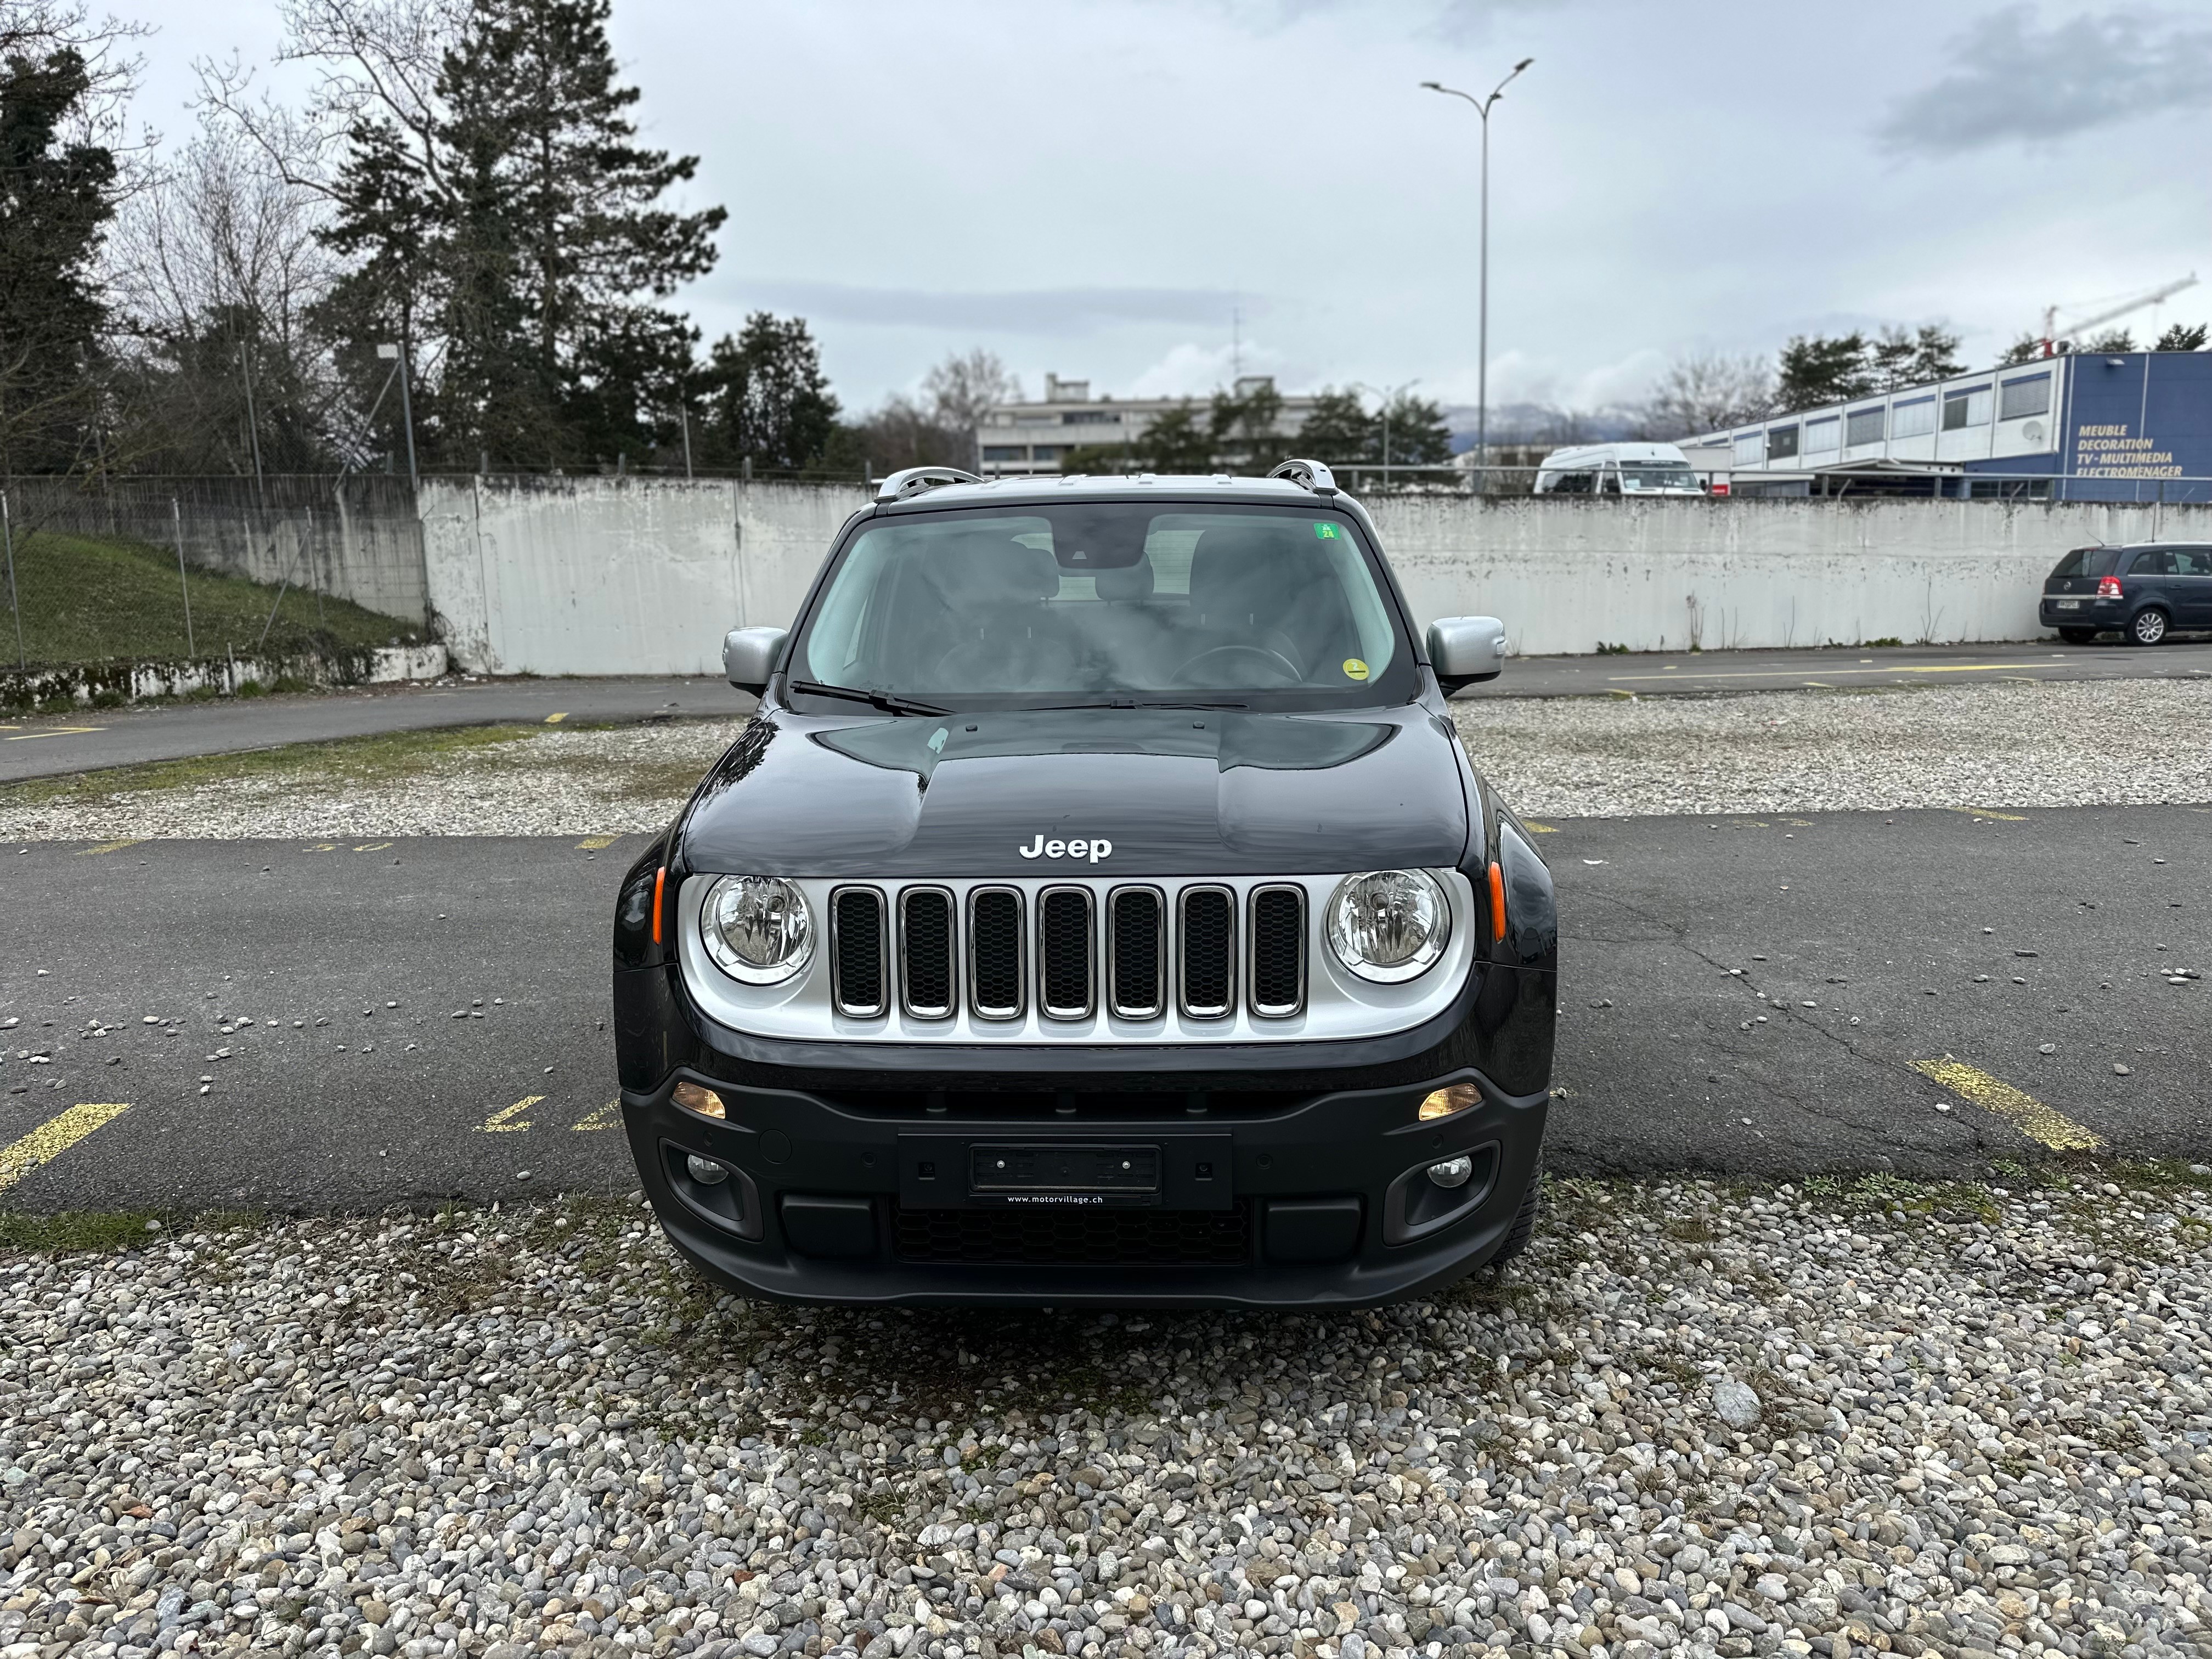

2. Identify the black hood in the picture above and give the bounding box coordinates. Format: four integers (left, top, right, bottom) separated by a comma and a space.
678, 704, 1471, 879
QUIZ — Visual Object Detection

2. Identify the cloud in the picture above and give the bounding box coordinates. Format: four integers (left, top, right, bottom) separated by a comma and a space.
726, 280, 1244, 336
1126, 340, 1285, 398
1876, 5, 2212, 155
1215, 0, 1562, 43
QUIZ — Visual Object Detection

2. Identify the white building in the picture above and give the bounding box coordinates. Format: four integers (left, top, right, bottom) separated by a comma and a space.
976, 374, 1322, 476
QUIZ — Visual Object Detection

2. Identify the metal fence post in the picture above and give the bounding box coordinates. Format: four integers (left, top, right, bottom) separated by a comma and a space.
172, 496, 195, 657
3, 490, 23, 672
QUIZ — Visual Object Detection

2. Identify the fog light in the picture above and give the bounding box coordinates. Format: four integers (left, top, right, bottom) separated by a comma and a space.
1427, 1155, 1474, 1189
686, 1153, 729, 1186
672, 1081, 726, 1120
1417, 1083, 1480, 1121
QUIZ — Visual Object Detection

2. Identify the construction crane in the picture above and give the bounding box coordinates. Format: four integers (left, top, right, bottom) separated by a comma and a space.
2041, 274, 2198, 356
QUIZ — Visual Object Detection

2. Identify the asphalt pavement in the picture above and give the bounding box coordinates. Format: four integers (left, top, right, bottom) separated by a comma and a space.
0, 675, 751, 784
3, 806, 2203, 1214
6, 638, 2211, 784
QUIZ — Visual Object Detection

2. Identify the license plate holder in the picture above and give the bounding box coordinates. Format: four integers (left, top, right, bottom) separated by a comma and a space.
2055, 597, 2081, 609
899, 1133, 1232, 1209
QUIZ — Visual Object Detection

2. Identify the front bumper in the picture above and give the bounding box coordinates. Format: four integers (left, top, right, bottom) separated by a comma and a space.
623, 1065, 1547, 1307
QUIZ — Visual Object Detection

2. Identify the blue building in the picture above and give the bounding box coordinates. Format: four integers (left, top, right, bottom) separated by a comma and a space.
1686, 349, 2212, 503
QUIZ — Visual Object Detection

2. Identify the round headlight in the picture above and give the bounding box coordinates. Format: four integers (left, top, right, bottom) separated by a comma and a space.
701, 875, 814, 984
1326, 869, 1450, 983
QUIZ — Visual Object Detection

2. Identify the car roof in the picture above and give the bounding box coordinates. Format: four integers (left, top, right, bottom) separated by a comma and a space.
873, 473, 1359, 516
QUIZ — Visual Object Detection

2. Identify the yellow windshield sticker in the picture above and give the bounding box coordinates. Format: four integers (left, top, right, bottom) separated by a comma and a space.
1313, 522, 1339, 539
1342, 657, 1370, 681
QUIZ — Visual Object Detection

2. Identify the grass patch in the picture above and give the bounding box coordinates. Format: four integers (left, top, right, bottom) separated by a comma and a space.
1, 720, 543, 808
0, 529, 423, 669
0, 1207, 267, 1254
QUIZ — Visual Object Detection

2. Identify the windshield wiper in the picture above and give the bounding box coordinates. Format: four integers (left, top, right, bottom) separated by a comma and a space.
787, 679, 952, 717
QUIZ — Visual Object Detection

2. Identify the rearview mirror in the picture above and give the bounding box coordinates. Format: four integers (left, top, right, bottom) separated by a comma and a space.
723, 626, 788, 696
1426, 616, 1508, 694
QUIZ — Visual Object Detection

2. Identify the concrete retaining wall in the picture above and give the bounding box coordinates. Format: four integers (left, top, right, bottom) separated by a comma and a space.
1370, 494, 2207, 654
416, 478, 2212, 674
420, 477, 865, 675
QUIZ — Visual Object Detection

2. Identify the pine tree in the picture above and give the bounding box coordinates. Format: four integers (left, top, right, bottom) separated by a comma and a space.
314, 0, 725, 470
1296, 389, 1374, 462
695, 312, 839, 473
0, 47, 118, 476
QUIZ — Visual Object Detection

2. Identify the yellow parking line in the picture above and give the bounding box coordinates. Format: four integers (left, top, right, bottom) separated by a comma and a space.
575, 835, 619, 850
1948, 807, 2028, 822
573, 1098, 622, 1131
75, 838, 144, 856
1519, 821, 1558, 835
0, 1102, 133, 1195
5, 725, 103, 741
544, 712, 568, 724
1607, 664, 2041, 683
476, 1094, 542, 1133
1912, 1058, 2103, 1152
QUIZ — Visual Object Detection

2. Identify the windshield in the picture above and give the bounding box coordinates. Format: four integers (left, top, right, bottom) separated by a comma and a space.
792, 503, 1412, 709
1619, 464, 1699, 491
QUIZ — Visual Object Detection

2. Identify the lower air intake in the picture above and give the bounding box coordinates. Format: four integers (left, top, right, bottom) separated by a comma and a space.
892, 1201, 1251, 1265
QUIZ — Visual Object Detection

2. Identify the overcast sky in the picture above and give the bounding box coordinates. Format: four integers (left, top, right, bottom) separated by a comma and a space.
134, 0, 2212, 415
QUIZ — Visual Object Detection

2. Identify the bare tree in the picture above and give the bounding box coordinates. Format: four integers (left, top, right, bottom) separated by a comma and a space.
105, 117, 346, 471
921, 347, 1020, 466
1639, 351, 1774, 437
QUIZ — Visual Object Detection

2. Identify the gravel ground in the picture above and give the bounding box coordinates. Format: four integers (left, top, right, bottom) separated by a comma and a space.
4, 1173, 2209, 1659
1452, 681, 2212, 820
0, 723, 749, 843
4, 680, 2209, 841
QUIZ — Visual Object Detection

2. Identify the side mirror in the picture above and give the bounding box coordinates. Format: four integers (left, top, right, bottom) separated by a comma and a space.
723, 626, 788, 695
1426, 616, 1508, 694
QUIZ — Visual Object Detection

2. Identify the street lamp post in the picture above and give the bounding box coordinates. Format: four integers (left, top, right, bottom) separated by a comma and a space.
377, 341, 420, 493
1422, 59, 1533, 492
1347, 379, 1421, 487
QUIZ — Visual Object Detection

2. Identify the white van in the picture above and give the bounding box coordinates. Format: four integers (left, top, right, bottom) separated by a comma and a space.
1533, 442, 1705, 496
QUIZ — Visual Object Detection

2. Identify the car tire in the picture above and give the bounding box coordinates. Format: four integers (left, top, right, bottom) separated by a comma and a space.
2128, 607, 2170, 647
2057, 627, 2099, 645
1492, 1165, 1543, 1263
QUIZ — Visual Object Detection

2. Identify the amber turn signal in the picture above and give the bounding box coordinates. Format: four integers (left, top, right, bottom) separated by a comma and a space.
1487, 861, 1506, 942
1417, 1082, 1481, 1121
652, 867, 668, 944
671, 1081, 726, 1120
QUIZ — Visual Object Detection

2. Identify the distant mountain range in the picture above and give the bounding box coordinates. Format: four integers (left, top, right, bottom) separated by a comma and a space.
1440, 402, 1650, 452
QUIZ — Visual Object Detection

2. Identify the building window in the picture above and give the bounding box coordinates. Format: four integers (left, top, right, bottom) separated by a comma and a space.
1030, 445, 1066, 461
1998, 373, 2051, 421
1845, 407, 1884, 446
1767, 425, 1799, 461
981, 445, 1028, 462
1804, 416, 1840, 453
1891, 397, 1936, 438
1062, 410, 1119, 425
1942, 386, 1993, 430
1732, 432, 1765, 465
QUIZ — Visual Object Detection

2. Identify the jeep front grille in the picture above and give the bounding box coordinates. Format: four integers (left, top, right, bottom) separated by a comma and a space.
676, 870, 1477, 1047
830, 887, 887, 1017
968, 887, 1026, 1020
1108, 886, 1164, 1019
899, 887, 955, 1019
1178, 885, 1235, 1018
1037, 887, 1094, 1020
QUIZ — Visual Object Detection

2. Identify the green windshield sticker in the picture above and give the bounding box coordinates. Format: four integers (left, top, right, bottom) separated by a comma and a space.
1313, 521, 1339, 539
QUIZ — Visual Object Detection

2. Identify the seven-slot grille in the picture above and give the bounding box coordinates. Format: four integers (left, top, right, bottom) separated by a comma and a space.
831, 881, 1311, 1023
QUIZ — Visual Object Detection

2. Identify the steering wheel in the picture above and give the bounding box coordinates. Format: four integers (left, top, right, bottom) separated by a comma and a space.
1171, 645, 1302, 688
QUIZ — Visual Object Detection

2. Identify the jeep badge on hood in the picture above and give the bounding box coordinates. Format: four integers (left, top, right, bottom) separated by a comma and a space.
1018, 834, 1113, 862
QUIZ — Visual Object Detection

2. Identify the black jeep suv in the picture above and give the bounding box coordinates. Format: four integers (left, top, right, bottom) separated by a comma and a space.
610, 462, 1557, 1307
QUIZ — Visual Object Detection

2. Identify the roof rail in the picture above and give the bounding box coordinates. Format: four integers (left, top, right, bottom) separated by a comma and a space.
875, 465, 981, 504
1268, 458, 1339, 497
